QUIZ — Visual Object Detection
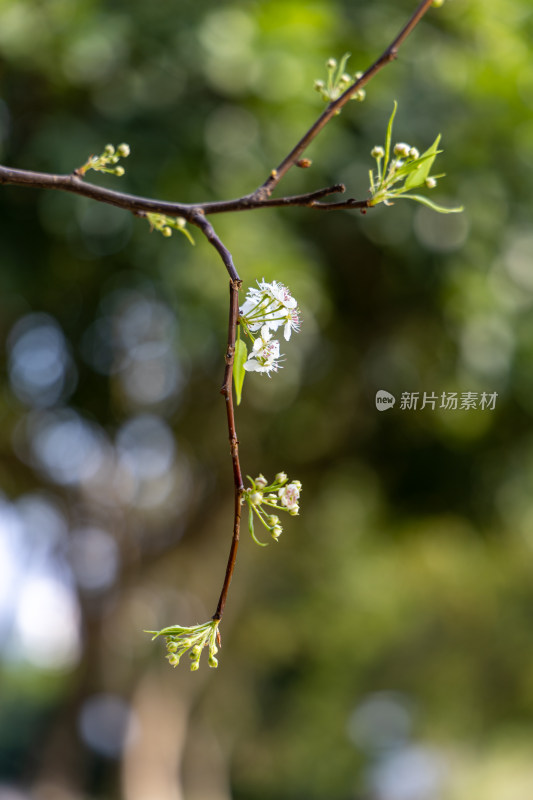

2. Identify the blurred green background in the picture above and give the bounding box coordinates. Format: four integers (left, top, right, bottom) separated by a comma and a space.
1, 0, 533, 798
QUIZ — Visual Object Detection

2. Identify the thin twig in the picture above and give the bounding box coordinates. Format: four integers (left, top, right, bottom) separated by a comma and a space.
213, 277, 244, 621
256, 0, 436, 198
192, 216, 244, 622
0, 166, 354, 217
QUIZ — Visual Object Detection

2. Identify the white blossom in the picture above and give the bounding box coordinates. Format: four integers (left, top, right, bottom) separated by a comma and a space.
243, 325, 283, 376
239, 279, 301, 341
278, 482, 301, 514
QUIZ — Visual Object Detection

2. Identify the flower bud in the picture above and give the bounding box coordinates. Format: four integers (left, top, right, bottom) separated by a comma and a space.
209, 654, 219, 668
271, 525, 283, 541
255, 474, 268, 488
326, 58, 337, 69
289, 505, 299, 516
267, 515, 280, 526
275, 471, 288, 485
117, 143, 130, 157
409, 147, 420, 159
162, 226, 172, 237
167, 641, 178, 653
250, 492, 263, 505
426, 177, 437, 189
314, 79, 325, 91
371, 146, 385, 159
394, 142, 411, 157
104, 144, 115, 155
114, 166, 125, 176
167, 654, 180, 667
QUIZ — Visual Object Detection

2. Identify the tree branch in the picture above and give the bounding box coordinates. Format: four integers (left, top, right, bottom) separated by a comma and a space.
0, 166, 365, 217
191, 215, 243, 623
0, 1, 435, 225
257, 0, 436, 197
0, 0, 440, 652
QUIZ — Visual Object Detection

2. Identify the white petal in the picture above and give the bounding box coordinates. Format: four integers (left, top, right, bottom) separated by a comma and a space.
243, 360, 261, 372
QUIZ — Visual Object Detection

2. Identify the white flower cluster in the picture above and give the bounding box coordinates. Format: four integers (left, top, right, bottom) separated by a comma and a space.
245, 472, 302, 544
239, 280, 301, 376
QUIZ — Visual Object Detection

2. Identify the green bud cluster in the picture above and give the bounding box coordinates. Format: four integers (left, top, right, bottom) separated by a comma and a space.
146, 619, 220, 671
77, 143, 131, 177
146, 212, 195, 245
367, 102, 463, 214
314, 55, 365, 105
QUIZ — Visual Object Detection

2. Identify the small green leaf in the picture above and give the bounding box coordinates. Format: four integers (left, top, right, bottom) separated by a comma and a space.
397, 193, 464, 213
404, 134, 441, 190
177, 225, 195, 246
383, 100, 398, 177
391, 150, 443, 185
233, 334, 248, 406
336, 52, 351, 82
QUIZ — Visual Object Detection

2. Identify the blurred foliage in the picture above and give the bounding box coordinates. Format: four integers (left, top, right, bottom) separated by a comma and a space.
1, 0, 533, 799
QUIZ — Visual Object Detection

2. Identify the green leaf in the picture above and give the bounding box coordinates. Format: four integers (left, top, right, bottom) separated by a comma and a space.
391, 150, 443, 185
336, 52, 351, 82
397, 193, 464, 213
404, 134, 441, 190
233, 335, 248, 406
176, 225, 195, 246
383, 101, 398, 177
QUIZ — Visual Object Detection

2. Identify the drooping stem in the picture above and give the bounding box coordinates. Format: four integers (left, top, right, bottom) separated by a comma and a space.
213, 278, 244, 621
190, 215, 244, 622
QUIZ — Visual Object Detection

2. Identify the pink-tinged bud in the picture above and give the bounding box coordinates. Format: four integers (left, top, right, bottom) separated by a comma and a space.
394, 142, 411, 157
255, 474, 268, 488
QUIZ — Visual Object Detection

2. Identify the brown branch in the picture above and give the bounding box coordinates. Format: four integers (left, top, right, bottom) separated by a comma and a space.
192, 216, 243, 622
213, 277, 244, 621
0, 166, 354, 217
257, 0, 437, 198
